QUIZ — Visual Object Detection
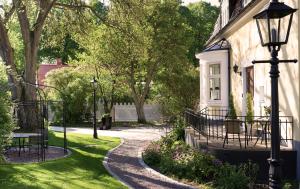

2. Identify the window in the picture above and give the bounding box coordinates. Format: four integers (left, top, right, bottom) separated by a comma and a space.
229, 0, 238, 18
209, 64, 221, 100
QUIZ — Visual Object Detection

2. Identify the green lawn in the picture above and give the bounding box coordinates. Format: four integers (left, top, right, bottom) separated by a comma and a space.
0, 132, 127, 189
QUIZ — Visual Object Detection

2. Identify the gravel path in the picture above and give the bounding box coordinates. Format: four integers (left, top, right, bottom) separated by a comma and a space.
106, 139, 195, 189
51, 126, 196, 189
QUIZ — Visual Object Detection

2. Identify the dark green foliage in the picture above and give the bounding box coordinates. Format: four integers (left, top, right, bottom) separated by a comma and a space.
143, 142, 161, 167
240, 160, 259, 184
264, 105, 271, 116
182, 2, 219, 66
0, 64, 14, 157
282, 180, 299, 189
45, 67, 93, 123
246, 93, 254, 123
157, 68, 200, 116
169, 117, 186, 141
39, 34, 84, 63
155, 1, 219, 116
215, 163, 249, 189
228, 94, 237, 119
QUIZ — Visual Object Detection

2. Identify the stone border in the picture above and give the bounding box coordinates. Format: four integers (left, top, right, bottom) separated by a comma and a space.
102, 139, 134, 189
137, 149, 197, 189
3, 146, 72, 164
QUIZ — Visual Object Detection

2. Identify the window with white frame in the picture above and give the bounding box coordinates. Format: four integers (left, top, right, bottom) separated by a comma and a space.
209, 64, 221, 100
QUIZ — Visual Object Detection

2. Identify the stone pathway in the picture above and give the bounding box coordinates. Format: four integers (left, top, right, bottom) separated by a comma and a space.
106, 139, 195, 189
51, 126, 196, 189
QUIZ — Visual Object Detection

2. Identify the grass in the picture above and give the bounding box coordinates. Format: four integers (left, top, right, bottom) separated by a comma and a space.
0, 132, 127, 189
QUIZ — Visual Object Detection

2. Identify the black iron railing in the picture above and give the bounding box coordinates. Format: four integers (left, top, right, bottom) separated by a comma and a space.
185, 108, 293, 149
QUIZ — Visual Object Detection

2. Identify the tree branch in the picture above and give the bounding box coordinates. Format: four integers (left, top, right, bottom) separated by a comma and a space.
13, 0, 31, 49
54, 2, 104, 19
32, 0, 57, 49
54, 1, 138, 42
4, 4, 16, 24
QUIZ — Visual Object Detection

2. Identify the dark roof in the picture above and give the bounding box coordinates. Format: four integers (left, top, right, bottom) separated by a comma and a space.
203, 38, 230, 52
206, 0, 259, 46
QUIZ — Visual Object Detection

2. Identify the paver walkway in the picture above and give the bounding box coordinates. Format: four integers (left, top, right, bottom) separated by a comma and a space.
51, 126, 195, 189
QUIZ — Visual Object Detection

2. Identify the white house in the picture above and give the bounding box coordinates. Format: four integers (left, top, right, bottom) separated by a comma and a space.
196, 0, 300, 179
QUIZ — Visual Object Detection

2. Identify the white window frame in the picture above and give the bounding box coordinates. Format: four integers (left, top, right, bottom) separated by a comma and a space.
208, 63, 221, 102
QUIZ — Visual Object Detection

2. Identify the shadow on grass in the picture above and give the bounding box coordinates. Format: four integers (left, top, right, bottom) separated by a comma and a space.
0, 132, 126, 189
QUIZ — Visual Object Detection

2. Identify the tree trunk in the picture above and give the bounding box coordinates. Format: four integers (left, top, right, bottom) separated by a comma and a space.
134, 99, 146, 123
17, 50, 39, 131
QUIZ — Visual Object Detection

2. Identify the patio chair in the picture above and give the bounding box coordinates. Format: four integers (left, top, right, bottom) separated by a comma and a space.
223, 119, 242, 149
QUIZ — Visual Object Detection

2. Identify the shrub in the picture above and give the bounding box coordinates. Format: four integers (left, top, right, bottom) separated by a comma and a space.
215, 163, 249, 189
282, 180, 299, 189
0, 64, 14, 158
143, 142, 161, 167
227, 94, 237, 119
246, 93, 254, 123
169, 117, 186, 141
240, 160, 259, 184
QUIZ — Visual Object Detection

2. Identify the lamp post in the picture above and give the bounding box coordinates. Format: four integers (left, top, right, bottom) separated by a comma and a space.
252, 1, 297, 188
91, 77, 98, 139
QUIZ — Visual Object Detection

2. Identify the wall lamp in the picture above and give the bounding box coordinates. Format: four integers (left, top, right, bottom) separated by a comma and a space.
233, 64, 242, 76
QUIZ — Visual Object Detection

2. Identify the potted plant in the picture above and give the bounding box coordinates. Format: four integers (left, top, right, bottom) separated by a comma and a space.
246, 93, 254, 123
224, 94, 241, 148
100, 113, 112, 130
225, 94, 239, 133
264, 105, 271, 117
246, 93, 254, 135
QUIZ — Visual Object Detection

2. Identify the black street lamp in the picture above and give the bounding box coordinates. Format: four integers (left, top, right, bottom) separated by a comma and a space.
252, 1, 297, 188
91, 77, 98, 139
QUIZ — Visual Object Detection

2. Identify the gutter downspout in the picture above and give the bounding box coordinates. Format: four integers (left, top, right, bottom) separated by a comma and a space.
227, 48, 231, 107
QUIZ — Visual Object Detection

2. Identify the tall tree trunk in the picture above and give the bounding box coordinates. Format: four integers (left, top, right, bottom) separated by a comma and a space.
134, 98, 146, 123
18, 44, 39, 131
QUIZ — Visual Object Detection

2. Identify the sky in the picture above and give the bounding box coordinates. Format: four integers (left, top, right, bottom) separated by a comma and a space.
183, 0, 219, 6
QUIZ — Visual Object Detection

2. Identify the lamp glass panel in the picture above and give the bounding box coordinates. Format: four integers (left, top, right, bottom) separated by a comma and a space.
269, 18, 280, 43
257, 18, 269, 45
279, 14, 292, 43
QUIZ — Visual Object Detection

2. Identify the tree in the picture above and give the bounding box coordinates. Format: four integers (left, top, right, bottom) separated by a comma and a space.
45, 67, 92, 123
104, 0, 193, 123
0, 0, 105, 130
156, 66, 200, 116
71, 24, 125, 115
183, 2, 219, 65
149, 2, 218, 115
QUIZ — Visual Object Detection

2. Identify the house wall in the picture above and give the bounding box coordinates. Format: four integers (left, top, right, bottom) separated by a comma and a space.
222, 0, 298, 144
37, 58, 67, 86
